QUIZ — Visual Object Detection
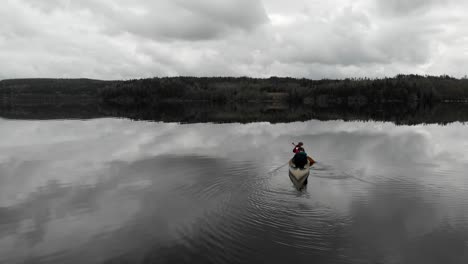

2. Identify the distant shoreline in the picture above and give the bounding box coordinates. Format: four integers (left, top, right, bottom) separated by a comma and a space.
2, 75, 468, 104
1, 75, 468, 125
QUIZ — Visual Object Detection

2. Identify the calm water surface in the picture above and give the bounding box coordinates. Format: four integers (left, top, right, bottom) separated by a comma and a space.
1, 118, 468, 264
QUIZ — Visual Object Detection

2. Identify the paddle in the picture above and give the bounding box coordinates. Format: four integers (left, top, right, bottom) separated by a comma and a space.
267, 161, 289, 174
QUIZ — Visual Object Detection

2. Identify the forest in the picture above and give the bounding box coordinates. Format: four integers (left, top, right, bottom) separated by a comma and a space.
1, 75, 468, 124
1, 75, 468, 106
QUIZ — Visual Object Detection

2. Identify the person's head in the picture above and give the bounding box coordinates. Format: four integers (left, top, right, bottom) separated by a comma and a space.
298, 142, 303, 146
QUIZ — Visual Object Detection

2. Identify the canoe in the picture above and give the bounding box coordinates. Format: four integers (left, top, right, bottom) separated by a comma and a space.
288, 158, 311, 190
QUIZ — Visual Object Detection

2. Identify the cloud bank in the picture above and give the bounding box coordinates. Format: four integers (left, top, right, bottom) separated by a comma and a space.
1, 0, 467, 79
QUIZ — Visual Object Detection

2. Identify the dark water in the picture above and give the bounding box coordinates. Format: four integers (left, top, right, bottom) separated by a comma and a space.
1, 118, 468, 264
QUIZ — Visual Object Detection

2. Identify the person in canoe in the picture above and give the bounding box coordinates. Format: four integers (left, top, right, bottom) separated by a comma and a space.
292, 142, 316, 163
292, 147, 308, 169
292, 142, 315, 167
292, 142, 304, 153
292, 147, 316, 185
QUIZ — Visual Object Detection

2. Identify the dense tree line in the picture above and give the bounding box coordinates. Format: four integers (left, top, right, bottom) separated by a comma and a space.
2, 75, 468, 106
305, 74, 468, 105
2, 75, 468, 125
0, 78, 110, 95
91, 75, 468, 106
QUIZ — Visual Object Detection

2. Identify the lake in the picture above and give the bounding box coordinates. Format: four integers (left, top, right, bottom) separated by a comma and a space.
1, 118, 468, 264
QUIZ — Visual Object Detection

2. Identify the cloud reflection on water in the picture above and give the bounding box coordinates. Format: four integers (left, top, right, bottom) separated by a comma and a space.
1, 118, 468, 263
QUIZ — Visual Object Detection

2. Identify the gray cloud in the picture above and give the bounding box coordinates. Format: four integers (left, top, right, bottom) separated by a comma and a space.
375, 0, 448, 16
273, 7, 386, 66
21, 0, 269, 41
110, 0, 268, 41
1, 0, 467, 79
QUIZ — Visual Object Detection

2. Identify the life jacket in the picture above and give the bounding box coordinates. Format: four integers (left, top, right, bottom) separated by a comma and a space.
293, 152, 308, 168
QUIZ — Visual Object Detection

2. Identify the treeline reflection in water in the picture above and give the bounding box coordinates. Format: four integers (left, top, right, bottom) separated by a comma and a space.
1, 101, 468, 125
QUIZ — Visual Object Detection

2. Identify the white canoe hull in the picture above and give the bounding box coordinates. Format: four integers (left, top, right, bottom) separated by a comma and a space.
288, 159, 310, 189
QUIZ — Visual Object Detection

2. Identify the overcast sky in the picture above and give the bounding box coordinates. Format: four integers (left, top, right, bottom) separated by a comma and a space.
1, 0, 468, 80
